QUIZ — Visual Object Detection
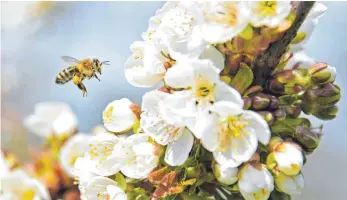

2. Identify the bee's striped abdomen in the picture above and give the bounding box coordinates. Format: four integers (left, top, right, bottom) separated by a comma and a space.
55, 66, 76, 84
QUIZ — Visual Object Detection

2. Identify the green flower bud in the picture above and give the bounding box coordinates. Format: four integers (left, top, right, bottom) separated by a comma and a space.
295, 126, 322, 154
269, 95, 279, 109
257, 111, 274, 125
313, 105, 339, 120
186, 166, 202, 179
243, 96, 252, 110
273, 109, 286, 121
252, 93, 270, 110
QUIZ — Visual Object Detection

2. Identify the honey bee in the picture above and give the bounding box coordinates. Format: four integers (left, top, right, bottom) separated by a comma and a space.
55, 56, 110, 96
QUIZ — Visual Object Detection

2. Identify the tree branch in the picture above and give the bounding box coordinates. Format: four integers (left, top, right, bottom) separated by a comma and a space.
252, 1, 315, 86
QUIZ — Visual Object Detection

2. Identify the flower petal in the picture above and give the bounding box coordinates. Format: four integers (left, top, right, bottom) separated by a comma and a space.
213, 149, 243, 168
165, 128, 194, 166
210, 101, 243, 118
199, 45, 225, 73
214, 82, 244, 107
200, 112, 220, 151
164, 61, 195, 88
241, 110, 271, 145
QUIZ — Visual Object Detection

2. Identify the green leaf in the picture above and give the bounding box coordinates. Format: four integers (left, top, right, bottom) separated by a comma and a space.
115, 173, 127, 191
127, 188, 150, 200
180, 193, 205, 200
230, 63, 253, 94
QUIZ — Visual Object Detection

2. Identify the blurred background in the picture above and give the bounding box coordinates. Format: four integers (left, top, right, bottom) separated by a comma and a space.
1, 2, 346, 200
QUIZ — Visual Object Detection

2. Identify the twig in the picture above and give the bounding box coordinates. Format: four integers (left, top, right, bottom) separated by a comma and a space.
252, 2, 315, 86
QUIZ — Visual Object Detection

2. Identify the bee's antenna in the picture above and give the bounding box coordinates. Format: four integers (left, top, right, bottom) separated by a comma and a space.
101, 61, 110, 65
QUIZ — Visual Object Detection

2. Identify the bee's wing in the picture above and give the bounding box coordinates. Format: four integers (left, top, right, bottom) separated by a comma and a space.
61, 56, 80, 64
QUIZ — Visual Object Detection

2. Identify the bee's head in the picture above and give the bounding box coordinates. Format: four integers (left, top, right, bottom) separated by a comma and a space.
93, 58, 110, 74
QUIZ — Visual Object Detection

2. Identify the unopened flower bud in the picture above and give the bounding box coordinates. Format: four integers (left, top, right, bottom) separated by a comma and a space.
285, 106, 301, 118
238, 163, 274, 200
268, 137, 284, 152
303, 83, 341, 107
186, 166, 202, 179
257, 111, 274, 125
295, 126, 321, 153
269, 95, 279, 109
308, 62, 328, 75
103, 98, 138, 134
252, 94, 270, 110
212, 162, 238, 185
273, 108, 286, 121
268, 79, 285, 94
275, 172, 304, 195
276, 70, 297, 83
267, 141, 304, 176
243, 96, 252, 110
313, 105, 339, 120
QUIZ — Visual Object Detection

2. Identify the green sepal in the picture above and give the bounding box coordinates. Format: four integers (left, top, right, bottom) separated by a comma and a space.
239, 24, 253, 40
115, 172, 127, 191
230, 63, 253, 94
133, 118, 141, 134
311, 71, 331, 85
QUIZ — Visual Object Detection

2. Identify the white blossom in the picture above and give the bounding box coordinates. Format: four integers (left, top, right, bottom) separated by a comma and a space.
142, 2, 205, 58
103, 98, 138, 133
73, 157, 97, 196
0, 170, 51, 200
275, 172, 304, 195
200, 2, 251, 43
23, 102, 77, 137
82, 176, 127, 200
163, 58, 243, 138
268, 141, 304, 176
238, 163, 274, 200
140, 90, 194, 166
59, 133, 92, 177
199, 101, 271, 167
83, 133, 122, 176
248, 1, 292, 28
106, 134, 159, 179
212, 162, 238, 185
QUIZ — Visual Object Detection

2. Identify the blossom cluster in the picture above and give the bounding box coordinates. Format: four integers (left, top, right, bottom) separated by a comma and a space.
69, 2, 341, 200
10, 1, 340, 200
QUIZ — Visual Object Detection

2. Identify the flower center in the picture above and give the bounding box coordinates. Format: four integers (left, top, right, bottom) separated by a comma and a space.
258, 1, 277, 16
89, 142, 114, 163
218, 116, 249, 151
211, 2, 238, 27
194, 75, 215, 102
21, 189, 36, 200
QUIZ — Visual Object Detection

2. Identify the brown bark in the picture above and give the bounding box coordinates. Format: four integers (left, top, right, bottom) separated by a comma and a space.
252, 1, 316, 86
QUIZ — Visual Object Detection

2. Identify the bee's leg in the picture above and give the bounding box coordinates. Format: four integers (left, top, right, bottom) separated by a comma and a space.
73, 73, 87, 97
77, 83, 87, 97
94, 74, 100, 81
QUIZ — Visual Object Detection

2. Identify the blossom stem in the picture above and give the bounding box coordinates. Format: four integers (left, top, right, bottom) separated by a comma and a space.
252, 1, 315, 86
